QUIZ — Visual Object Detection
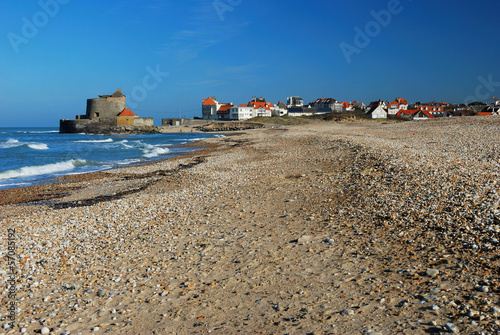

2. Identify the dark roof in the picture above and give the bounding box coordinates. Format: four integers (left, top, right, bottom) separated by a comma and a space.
111, 88, 125, 98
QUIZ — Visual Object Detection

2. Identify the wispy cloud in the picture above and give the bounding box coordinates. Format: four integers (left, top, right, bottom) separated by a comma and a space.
156, 0, 247, 62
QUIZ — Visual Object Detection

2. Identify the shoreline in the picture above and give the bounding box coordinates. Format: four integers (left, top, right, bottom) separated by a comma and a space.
0, 137, 225, 207
1, 117, 500, 334
0, 130, 230, 198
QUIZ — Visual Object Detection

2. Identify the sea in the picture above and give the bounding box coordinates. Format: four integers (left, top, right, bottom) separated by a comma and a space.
0, 127, 223, 190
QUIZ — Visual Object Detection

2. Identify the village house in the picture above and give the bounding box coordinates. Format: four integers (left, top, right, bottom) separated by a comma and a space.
287, 96, 304, 108
216, 104, 233, 120
388, 98, 408, 115
478, 97, 500, 116
416, 105, 445, 117
204, 96, 285, 121
229, 104, 255, 120
366, 99, 388, 113
342, 102, 354, 112
202, 97, 223, 120
352, 101, 366, 110
310, 98, 343, 113
413, 109, 435, 120
366, 100, 387, 119
248, 97, 273, 118
272, 101, 288, 116
287, 106, 318, 117
396, 108, 435, 120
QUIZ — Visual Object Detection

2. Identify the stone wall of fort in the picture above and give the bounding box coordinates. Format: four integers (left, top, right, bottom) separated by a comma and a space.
86, 98, 126, 120
134, 117, 154, 127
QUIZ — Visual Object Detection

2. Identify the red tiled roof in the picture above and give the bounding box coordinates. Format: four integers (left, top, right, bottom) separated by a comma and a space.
390, 98, 408, 107
249, 101, 273, 110
118, 109, 136, 117
418, 105, 444, 112
203, 97, 217, 106
414, 109, 435, 118
396, 109, 418, 116
217, 104, 233, 114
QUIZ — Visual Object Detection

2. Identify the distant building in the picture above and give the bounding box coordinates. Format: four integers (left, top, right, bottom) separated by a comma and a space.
416, 105, 445, 117
117, 108, 137, 125
309, 98, 343, 113
388, 98, 408, 115
202, 97, 221, 120
230, 104, 255, 120
248, 97, 273, 118
352, 101, 366, 110
217, 104, 234, 120
413, 109, 435, 120
60, 89, 153, 133
272, 101, 288, 116
366, 101, 387, 119
396, 108, 435, 120
80, 88, 127, 120
287, 106, 318, 117
367, 99, 388, 113
287, 96, 304, 108
342, 102, 354, 112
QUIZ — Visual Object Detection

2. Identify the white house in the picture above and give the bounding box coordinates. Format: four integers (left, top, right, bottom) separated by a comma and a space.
272, 101, 288, 116
230, 105, 255, 120
367, 99, 388, 113
387, 98, 408, 115
367, 103, 387, 119
342, 102, 354, 112
248, 98, 273, 118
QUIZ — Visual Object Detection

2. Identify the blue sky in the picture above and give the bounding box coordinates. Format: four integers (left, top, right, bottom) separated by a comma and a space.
1, 0, 499, 126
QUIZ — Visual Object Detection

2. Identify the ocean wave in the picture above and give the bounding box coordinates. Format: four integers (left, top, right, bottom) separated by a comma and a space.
0, 139, 22, 149
0, 159, 87, 181
142, 145, 170, 158
27, 143, 49, 150
16, 130, 59, 134
75, 139, 114, 143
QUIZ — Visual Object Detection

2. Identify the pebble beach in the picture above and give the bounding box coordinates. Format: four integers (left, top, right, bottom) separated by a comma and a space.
1, 116, 500, 334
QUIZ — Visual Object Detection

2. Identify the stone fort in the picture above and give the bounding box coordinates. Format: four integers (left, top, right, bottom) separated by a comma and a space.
59, 89, 154, 133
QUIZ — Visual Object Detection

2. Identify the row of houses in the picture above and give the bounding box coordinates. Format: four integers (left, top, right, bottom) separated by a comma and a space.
202, 96, 356, 120
367, 97, 500, 119
202, 95, 500, 121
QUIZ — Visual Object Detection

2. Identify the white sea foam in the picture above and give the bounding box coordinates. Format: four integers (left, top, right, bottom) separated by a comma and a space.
27, 143, 49, 150
142, 145, 170, 158
0, 159, 86, 181
75, 139, 114, 143
0, 139, 22, 149
17, 130, 59, 134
